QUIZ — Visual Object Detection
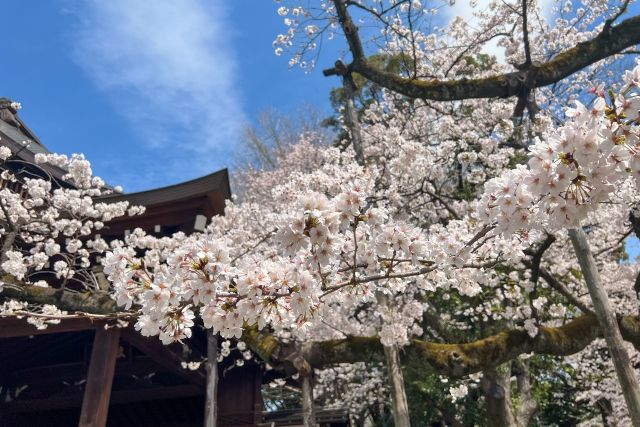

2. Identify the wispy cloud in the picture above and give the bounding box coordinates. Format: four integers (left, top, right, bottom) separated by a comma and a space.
70, 0, 244, 189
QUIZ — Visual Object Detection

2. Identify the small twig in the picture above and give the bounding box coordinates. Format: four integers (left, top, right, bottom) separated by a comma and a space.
603, 0, 632, 34
464, 225, 495, 249
535, 267, 593, 315
230, 229, 276, 266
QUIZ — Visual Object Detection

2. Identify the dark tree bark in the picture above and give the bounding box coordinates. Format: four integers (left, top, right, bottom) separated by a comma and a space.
327, 1, 640, 102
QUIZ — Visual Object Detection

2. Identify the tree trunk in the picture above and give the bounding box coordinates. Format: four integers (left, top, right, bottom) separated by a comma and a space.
342, 73, 364, 165
301, 372, 315, 427
292, 347, 316, 427
0, 230, 16, 263
384, 344, 411, 427
513, 359, 537, 426
204, 330, 218, 427
569, 228, 640, 425
482, 367, 518, 427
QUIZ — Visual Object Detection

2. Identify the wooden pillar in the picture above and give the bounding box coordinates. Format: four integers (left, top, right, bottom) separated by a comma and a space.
301, 373, 315, 427
384, 344, 411, 427
78, 326, 120, 427
253, 365, 265, 426
204, 330, 218, 427
569, 228, 640, 425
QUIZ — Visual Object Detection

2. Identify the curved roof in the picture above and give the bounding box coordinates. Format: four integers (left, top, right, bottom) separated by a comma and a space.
98, 169, 230, 207
0, 98, 232, 236
0, 97, 44, 149
97, 169, 231, 238
0, 98, 70, 183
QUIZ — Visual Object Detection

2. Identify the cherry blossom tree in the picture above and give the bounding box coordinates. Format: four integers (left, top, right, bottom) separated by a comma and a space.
2, 1, 640, 425
102, 65, 640, 424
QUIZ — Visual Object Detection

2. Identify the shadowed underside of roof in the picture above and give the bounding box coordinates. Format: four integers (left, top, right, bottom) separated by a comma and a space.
98, 168, 231, 207
96, 169, 231, 239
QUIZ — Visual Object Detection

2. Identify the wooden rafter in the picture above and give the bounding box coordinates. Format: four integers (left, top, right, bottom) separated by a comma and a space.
119, 327, 206, 388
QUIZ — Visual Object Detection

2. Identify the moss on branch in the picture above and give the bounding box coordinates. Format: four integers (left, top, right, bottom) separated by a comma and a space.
414, 315, 602, 377
338, 3, 640, 102
5, 273, 640, 379
1, 274, 119, 315
248, 314, 640, 378
242, 325, 283, 362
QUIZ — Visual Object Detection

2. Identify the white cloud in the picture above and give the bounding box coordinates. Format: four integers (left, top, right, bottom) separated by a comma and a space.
70, 0, 244, 178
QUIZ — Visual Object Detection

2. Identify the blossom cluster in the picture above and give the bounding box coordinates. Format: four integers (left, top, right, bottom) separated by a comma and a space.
0, 148, 142, 319
480, 64, 640, 234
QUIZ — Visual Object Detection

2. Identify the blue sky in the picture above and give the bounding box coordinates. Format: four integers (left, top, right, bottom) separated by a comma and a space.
1, 1, 343, 192
2, 0, 547, 193
2, 1, 637, 194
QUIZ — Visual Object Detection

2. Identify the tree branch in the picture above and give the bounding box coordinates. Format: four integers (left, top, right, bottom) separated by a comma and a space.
521, 0, 532, 68
603, 0, 632, 34
329, 1, 640, 101
536, 266, 593, 315
1, 274, 121, 316
246, 313, 640, 378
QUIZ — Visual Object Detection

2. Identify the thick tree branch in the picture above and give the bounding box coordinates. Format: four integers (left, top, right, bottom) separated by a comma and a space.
4, 281, 639, 382
1, 274, 120, 316
5, 276, 640, 382
247, 313, 640, 379
412, 313, 640, 377
329, 0, 640, 101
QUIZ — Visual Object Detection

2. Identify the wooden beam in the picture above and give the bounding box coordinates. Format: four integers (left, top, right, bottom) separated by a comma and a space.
10, 357, 179, 387
120, 327, 206, 387
0, 316, 96, 338
78, 326, 120, 427
3, 384, 202, 413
